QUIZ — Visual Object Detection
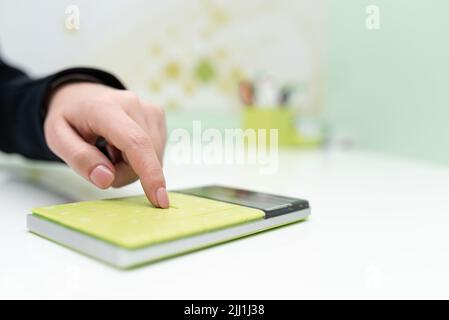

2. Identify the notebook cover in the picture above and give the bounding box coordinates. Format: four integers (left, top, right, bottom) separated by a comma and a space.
32, 192, 265, 250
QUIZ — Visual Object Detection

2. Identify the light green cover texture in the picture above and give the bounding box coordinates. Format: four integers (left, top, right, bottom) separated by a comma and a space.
32, 192, 265, 250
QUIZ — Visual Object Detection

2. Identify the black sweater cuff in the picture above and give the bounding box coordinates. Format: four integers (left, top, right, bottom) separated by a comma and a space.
1, 68, 126, 162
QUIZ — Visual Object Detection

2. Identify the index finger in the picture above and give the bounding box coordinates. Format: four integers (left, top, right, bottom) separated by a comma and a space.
86, 105, 169, 208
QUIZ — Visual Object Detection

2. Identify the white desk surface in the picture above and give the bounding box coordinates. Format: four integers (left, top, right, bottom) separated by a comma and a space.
1, 148, 449, 299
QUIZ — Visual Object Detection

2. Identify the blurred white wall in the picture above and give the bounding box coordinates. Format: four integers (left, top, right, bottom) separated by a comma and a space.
0, 0, 131, 72
0, 0, 325, 112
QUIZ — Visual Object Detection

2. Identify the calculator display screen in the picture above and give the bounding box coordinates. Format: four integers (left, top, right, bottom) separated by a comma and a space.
177, 185, 309, 218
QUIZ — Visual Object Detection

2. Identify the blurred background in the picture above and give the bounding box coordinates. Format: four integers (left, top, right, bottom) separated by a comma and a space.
0, 0, 448, 165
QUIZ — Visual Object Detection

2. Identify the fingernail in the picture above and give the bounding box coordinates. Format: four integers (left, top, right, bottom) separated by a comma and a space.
89, 165, 114, 189
156, 187, 169, 209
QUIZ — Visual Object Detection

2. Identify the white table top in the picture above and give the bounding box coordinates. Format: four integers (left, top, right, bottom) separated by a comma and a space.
1, 148, 449, 299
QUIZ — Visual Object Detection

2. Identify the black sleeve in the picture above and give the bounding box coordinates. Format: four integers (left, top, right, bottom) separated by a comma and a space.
0, 56, 126, 161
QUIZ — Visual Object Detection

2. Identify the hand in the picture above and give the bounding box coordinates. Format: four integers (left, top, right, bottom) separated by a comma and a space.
44, 82, 169, 208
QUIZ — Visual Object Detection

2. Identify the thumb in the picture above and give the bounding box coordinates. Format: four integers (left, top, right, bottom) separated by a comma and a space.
46, 121, 116, 189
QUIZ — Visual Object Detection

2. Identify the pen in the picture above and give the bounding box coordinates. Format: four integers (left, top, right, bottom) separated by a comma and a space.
238, 81, 255, 106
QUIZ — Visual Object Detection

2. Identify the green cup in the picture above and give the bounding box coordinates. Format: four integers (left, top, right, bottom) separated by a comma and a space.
242, 107, 322, 147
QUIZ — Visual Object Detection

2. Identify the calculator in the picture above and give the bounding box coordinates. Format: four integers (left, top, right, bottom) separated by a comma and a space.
27, 185, 310, 268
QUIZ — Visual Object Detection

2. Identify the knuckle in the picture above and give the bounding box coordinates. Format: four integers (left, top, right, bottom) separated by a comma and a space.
126, 131, 150, 150
142, 102, 165, 120
70, 148, 90, 165
147, 166, 163, 179
120, 91, 140, 106
144, 163, 164, 184
155, 105, 165, 120
152, 104, 165, 119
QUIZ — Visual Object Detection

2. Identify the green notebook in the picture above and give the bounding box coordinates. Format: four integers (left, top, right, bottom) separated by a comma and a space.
27, 186, 310, 268
32, 192, 264, 250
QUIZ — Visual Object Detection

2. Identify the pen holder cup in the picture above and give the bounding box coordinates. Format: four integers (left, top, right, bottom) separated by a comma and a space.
242, 107, 299, 147
242, 107, 323, 147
